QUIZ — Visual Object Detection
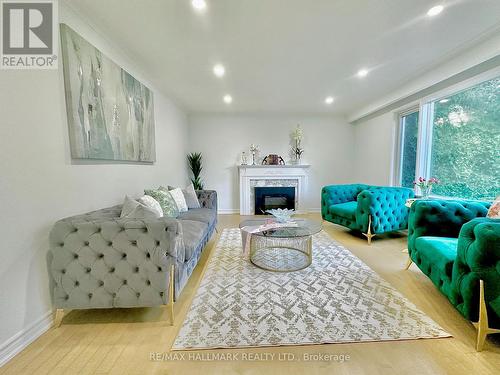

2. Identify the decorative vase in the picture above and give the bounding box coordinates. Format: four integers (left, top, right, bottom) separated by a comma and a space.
241, 152, 248, 165
420, 186, 432, 198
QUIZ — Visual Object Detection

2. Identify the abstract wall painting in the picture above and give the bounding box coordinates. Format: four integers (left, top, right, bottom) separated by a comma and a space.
60, 23, 155, 162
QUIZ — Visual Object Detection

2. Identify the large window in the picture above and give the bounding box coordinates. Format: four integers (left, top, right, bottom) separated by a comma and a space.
396, 75, 499, 200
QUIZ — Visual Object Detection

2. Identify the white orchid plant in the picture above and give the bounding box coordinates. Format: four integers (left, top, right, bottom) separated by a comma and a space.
291, 125, 304, 162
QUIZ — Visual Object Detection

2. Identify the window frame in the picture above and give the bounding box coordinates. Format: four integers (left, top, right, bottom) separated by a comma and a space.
394, 66, 500, 198
393, 105, 419, 187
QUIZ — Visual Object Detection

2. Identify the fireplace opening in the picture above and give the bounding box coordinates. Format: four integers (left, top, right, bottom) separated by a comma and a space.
254, 187, 295, 215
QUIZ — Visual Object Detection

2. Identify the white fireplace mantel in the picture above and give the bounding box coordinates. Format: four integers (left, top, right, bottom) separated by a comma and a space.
238, 164, 310, 215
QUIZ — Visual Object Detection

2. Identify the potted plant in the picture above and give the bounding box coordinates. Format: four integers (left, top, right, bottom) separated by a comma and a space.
187, 152, 204, 190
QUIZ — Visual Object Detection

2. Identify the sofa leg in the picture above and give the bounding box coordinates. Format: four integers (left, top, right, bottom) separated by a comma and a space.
471, 280, 500, 351
404, 256, 413, 270
53, 309, 64, 328
362, 215, 375, 245
169, 264, 175, 326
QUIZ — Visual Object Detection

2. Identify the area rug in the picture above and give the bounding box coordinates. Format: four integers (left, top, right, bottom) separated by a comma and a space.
172, 229, 451, 350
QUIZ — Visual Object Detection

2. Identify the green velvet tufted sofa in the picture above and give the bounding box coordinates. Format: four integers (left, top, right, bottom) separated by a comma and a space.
321, 184, 414, 243
406, 199, 500, 351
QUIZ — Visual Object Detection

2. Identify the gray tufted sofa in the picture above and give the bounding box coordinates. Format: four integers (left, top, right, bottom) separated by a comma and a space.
48, 190, 217, 325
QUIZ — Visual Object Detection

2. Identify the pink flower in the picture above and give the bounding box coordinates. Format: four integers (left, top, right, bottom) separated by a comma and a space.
429, 177, 440, 184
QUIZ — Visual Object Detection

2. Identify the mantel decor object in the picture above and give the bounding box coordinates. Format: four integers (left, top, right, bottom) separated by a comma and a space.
291, 125, 304, 164
262, 154, 285, 165
241, 152, 248, 165
250, 144, 259, 165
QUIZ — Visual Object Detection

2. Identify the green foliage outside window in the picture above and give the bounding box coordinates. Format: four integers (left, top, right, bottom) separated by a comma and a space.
430, 77, 499, 200
401, 111, 419, 188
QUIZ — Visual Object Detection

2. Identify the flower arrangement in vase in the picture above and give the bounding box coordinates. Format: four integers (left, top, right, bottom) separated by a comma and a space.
413, 177, 439, 198
291, 125, 304, 164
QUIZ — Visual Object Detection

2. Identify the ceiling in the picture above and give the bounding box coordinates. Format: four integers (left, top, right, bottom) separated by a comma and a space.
65, 0, 500, 116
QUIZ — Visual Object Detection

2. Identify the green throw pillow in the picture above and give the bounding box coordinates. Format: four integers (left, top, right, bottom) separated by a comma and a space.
144, 189, 179, 218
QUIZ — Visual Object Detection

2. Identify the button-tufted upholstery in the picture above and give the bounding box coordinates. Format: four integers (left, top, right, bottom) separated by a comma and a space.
408, 199, 500, 328
321, 184, 414, 234
48, 190, 217, 310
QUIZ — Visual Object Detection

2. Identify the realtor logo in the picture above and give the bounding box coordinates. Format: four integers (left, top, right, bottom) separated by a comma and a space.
1, 0, 58, 69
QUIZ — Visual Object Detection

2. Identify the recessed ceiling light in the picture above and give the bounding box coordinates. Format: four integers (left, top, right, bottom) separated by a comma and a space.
439, 98, 449, 103
191, 0, 207, 11
427, 5, 444, 17
357, 69, 368, 78
213, 64, 225, 77
324, 96, 334, 105
223, 95, 232, 104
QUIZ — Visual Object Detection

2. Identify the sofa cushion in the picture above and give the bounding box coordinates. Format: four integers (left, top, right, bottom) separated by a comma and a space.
120, 196, 163, 219
178, 208, 216, 227
329, 201, 357, 220
415, 236, 458, 278
168, 184, 201, 209
144, 188, 179, 218
169, 187, 189, 213
180, 220, 208, 261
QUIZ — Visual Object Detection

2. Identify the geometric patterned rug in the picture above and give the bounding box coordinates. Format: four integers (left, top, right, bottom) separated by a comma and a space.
172, 229, 451, 350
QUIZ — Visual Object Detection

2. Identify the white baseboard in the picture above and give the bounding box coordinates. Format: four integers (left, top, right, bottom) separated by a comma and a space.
218, 209, 240, 214
0, 310, 53, 367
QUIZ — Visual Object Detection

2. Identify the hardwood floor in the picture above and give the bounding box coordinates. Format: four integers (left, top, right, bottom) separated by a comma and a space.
1, 213, 499, 374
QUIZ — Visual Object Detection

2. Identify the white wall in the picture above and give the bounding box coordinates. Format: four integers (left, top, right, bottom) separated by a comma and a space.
188, 114, 355, 212
0, 3, 188, 363
352, 112, 396, 186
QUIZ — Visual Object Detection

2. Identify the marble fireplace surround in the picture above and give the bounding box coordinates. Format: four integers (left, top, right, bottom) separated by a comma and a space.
238, 165, 310, 215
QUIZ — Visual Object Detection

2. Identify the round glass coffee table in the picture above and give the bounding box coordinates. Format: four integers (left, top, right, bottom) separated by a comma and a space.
239, 218, 322, 272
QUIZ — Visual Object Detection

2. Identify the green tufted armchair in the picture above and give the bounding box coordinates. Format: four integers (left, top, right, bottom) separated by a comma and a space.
321, 184, 414, 243
406, 199, 500, 351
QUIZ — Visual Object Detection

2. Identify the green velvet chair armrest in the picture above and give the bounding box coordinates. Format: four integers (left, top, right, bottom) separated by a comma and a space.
408, 199, 490, 253
356, 187, 414, 233
451, 218, 500, 325
321, 184, 367, 219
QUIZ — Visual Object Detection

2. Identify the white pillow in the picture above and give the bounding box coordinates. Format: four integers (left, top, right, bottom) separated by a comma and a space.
183, 183, 200, 209
138, 195, 163, 217
167, 184, 200, 209
121, 196, 140, 217
120, 196, 162, 219
169, 187, 188, 212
